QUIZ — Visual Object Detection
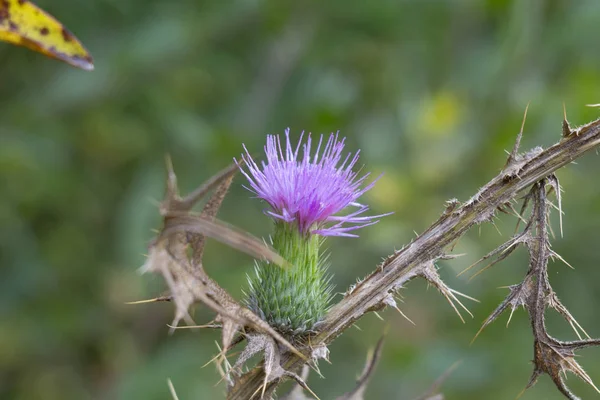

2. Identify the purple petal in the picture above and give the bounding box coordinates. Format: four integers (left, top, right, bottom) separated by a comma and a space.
236, 129, 390, 237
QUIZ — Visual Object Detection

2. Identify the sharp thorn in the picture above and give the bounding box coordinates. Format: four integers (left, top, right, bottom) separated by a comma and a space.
449, 288, 480, 303
167, 378, 180, 400
442, 291, 466, 323
470, 324, 486, 345
506, 306, 516, 328
125, 296, 172, 304
166, 323, 221, 330
447, 290, 474, 318
261, 370, 269, 400
392, 304, 416, 325
562, 102, 572, 137
550, 250, 575, 270
507, 103, 529, 164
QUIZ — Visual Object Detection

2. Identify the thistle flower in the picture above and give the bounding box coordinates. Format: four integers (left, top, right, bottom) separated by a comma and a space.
238, 129, 387, 237
237, 129, 389, 335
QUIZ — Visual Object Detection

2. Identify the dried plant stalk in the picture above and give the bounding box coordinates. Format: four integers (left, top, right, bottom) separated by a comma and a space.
228, 116, 600, 399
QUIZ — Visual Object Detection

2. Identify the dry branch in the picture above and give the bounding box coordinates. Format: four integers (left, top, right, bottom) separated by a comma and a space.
228, 116, 600, 399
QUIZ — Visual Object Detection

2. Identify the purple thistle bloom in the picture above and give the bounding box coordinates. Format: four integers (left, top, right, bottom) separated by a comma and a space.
236, 129, 390, 237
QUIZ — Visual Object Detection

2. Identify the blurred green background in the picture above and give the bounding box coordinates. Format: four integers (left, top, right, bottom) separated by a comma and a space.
2, 0, 600, 399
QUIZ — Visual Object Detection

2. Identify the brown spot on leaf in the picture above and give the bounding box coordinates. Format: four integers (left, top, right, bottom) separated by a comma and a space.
9, 21, 17, 31
0, 1, 9, 22
61, 27, 73, 42
40, 26, 48, 35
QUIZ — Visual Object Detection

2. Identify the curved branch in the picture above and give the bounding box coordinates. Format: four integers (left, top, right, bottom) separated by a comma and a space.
228, 117, 600, 399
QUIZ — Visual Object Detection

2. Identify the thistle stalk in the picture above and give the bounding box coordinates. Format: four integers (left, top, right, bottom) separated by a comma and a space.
237, 129, 389, 336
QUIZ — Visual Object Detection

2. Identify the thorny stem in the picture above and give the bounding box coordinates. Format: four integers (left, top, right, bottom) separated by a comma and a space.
530, 182, 550, 338
228, 117, 600, 399
507, 181, 600, 399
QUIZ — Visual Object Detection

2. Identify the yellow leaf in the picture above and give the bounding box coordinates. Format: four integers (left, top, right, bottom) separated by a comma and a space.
0, 0, 93, 70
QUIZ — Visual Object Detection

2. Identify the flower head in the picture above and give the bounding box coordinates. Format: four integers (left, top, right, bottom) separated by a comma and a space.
237, 129, 389, 237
